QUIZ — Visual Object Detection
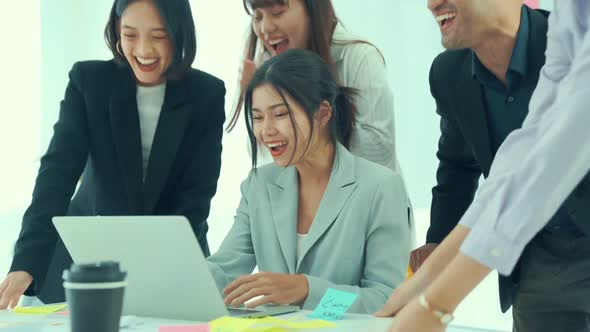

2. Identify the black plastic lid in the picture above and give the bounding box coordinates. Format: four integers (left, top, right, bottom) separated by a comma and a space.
63, 261, 127, 283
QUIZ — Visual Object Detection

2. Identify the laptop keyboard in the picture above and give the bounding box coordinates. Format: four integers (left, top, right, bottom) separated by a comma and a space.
226, 307, 262, 315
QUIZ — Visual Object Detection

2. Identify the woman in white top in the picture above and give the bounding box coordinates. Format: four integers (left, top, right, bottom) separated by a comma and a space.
207, 49, 412, 314
228, 0, 404, 175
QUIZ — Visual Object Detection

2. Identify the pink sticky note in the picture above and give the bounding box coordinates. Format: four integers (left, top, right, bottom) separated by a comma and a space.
523, 0, 539, 8
158, 324, 210, 332
54, 310, 70, 316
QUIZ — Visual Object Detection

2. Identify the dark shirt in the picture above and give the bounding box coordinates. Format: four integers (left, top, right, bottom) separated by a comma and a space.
472, 6, 573, 230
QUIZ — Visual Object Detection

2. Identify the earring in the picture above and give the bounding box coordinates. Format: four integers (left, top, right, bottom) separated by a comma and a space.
116, 40, 124, 56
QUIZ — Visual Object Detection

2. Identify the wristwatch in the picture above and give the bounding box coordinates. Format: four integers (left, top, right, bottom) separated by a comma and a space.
418, 294, 455, 326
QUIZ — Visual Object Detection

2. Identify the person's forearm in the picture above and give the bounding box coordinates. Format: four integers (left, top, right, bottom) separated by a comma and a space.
425, 252, 491, 313
419, 225, 471, 283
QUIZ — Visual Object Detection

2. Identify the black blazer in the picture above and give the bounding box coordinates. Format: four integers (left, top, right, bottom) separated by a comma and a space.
9, 60, 225, 304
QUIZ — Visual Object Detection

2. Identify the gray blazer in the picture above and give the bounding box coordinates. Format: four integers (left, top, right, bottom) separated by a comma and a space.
207, 144, 412, 313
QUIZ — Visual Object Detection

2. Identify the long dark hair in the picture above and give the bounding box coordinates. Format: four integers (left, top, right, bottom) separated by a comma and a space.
244, 49, 357, 169
104, 0, 197, 80
228, 0, 370, 131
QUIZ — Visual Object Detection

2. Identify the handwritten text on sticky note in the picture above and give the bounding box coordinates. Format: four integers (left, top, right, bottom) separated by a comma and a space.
309, 288, 358, 320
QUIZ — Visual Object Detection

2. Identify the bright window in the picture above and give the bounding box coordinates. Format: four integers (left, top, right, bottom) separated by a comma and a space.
0, 2, 41, 278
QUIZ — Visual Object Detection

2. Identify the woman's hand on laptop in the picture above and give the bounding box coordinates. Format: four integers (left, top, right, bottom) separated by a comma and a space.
223, 272, 309, 308
0, 271, 33, 310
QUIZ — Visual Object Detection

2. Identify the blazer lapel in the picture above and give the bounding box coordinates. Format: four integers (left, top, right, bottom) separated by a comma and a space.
143, 79, 192, 213
453, 56, 494, 175
109, 67, 144, 214
526, 7, 548, 85
267, 167, 299, 274
296, 145, 357, 271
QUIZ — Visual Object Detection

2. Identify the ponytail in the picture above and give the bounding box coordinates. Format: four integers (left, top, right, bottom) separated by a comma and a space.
332, 86, 358, 148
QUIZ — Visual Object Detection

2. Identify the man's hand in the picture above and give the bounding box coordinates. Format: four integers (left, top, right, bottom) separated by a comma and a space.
410, 243, 439, 273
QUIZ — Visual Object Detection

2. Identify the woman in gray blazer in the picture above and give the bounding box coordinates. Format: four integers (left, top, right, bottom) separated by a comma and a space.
207, 49, 412, 314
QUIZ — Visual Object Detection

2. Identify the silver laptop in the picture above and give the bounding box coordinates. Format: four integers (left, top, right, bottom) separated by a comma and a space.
53, 216, 299, 321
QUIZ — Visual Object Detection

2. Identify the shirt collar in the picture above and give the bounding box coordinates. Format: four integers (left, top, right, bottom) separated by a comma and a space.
472, 6, 530, 82
330, 22, 365, 63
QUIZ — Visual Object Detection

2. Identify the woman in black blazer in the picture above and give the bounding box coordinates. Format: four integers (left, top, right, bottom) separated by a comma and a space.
0, 0, 225, 307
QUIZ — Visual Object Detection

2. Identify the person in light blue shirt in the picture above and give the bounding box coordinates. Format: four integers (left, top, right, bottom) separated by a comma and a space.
207, 49, 412, 314
379, 1, 590, 331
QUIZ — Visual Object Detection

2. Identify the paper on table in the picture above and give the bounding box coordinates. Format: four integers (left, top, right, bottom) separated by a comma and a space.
308, 288, 358, 321
159, 323, 210, 332
259, 317, 335, 329
54, 310, 70, 316
209, 316, 335, 332
121, 315, 144, 329
0, 320, 46, 331
210, 316, 258, 332
12, 303, 68, 314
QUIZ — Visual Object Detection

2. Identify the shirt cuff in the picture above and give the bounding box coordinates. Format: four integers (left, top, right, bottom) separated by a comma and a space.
301, 275, 330, 310
460, 222, 527, 276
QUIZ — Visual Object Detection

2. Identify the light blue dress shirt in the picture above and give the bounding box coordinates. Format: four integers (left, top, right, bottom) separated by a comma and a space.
459, 0, 590, 275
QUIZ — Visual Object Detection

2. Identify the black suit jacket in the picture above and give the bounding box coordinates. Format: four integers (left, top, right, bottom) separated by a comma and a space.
426, 7, 590, 312
9, 60, 225, 303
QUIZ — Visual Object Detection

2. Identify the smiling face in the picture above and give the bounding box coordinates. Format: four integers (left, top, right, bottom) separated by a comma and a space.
119, 0, 172, 85
428, 0, 490, 50
251, 0, 311, 57
251, 84, 323, 167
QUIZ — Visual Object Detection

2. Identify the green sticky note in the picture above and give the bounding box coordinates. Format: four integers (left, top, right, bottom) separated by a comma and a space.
308, 288, 358, 321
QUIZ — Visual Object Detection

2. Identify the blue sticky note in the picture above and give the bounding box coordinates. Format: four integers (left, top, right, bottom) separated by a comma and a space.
308, 288, 358, 321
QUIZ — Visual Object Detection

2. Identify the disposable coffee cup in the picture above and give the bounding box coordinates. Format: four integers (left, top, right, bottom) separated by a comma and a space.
63, 261, 127, 332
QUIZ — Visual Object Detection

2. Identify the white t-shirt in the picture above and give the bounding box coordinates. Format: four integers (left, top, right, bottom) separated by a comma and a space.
296, 233, 307, 260
136, 83, 166, 178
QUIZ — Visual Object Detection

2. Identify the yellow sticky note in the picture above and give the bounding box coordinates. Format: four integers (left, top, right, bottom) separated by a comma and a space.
260, 317, 336, 329
210, 316, 258, 332
246, 328, 287, 332
406, 265, 414, 279
242, 317, 291, 332
12, 303, 68, 314
285, 320, 335, 329
209, 316, 335, 332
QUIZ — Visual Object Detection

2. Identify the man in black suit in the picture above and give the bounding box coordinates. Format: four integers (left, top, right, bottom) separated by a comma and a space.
408, 0, 590, 330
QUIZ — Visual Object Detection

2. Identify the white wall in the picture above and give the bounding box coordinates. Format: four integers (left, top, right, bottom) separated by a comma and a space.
0, 2, 41, 279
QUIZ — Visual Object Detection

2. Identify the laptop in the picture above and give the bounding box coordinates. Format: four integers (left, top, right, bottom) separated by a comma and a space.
52, 216, 299, 321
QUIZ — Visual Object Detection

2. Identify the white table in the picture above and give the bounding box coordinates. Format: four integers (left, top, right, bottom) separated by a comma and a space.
0, 310, 504, 332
